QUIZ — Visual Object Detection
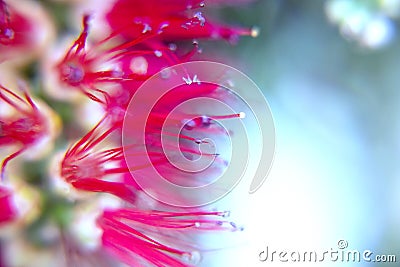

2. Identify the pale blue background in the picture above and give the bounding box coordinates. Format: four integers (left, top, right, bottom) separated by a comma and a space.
203, 1, 400, 266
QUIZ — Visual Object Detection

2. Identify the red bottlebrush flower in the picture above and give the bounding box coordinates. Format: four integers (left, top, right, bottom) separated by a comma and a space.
0, 82, 50, 179
54, 2, 255, 265
105, 0, 258, 43
0, 185, 15, 224
60, 116, 136, 202
98, 208, 240, 267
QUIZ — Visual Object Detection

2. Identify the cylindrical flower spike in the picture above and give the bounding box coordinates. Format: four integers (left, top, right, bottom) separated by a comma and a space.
1, 0, 260, 265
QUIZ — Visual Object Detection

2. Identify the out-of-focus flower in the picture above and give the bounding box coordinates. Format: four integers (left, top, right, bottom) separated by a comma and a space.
0, 0, 54, 65
0, 185, 15, 224
0, 82, 60, 179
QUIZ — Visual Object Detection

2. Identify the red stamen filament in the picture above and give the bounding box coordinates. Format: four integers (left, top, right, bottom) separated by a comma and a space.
0, 83, 46, 180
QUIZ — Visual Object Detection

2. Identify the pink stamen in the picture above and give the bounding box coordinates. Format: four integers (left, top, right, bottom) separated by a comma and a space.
99, 208, 240, 267
61, 117, 138, 202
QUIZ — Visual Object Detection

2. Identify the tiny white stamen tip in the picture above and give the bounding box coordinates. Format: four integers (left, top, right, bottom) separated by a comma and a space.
154, 50, 163, 57
239, 112, 246, 118
192, 39, 199, 45
160, 22, 169, 29
251, 26, 260, 38
168, 43, 177, 51
182, 251, 201, 264
142, 23, 152, 34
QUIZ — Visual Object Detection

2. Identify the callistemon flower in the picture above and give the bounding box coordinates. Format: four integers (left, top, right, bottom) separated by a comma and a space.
98, 208, 242, 267
0, 185, 15, 224
0, 0, 53, 64
0, 82, 59, 179
105, 0, 259, 42
32, 0, 257, 266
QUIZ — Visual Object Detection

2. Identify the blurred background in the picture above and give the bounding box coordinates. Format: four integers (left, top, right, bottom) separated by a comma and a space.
208, 0, 400, 266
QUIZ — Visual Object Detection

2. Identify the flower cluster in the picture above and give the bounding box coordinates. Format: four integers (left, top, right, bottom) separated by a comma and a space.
0, 0, 255, 266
